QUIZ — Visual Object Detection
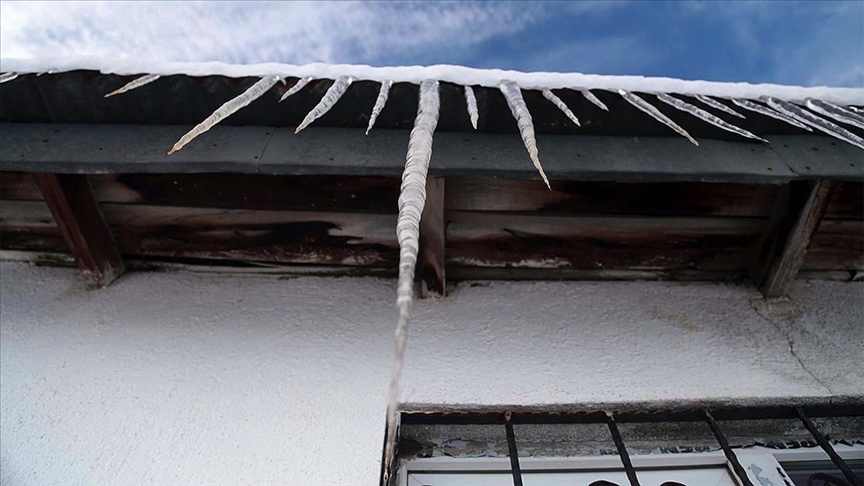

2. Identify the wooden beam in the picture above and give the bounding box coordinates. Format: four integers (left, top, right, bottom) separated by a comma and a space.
419, 176, 446, 297
32, 173, 124, 287
753, 180, 836, 298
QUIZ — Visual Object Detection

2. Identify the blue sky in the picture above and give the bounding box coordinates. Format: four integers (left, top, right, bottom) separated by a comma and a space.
1, 1, 862, 87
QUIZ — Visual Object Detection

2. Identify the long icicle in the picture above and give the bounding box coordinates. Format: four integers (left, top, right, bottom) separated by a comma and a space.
366, 80, 392, 135
295, 75, 353, 134
542, 89, 580, 126
499, 80, 551, 188
619, 90, 699, 146
279, 76, 313, 102
104, 74, 160, 98
731, 98, 812, 131
581, 88, 609, 111
765, 97, 864, 150
657, 93, 768, 143
464, 85, 479, 129
0, 72, 19, 84
383, 79, 440, 485
804, 98, 864, 130
169, 75, 280, 155
694, 94, 746, 119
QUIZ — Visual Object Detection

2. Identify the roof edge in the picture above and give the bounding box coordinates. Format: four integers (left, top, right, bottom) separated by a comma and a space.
2, 57, 863, 105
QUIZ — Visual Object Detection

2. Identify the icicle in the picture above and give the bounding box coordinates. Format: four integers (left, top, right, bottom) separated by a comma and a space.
383, 79, 440, 485
542, 89, 580, 126
168, 75, 280, 155
295, 76, 353, 134
499, 80, 551, 188
618, 90, 698, 146
279, 76, 313, 102
104, 74, 160, 98
464, 85, 479, 129
848, 106, 864, 114
0, 72, 18, 84
366, 80, 392, 135
730, 98, 812, 131
657, 93, 767, 143
804, 98, 864, 130
695, 94, 746, 119
581, 89, 609, 111
765, 97, 864, 150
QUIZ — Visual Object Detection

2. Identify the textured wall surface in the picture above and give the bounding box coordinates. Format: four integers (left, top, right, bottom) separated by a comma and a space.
1, 262, 861, 485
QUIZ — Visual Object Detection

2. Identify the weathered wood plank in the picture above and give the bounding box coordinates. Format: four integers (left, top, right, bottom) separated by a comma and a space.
102, 204, 399, 266
0, 171, 43, 200
753, 180, 836, 297
2, 171, 787, 218
419, 177, 446, 297
803, 219, 864, 270
446, 211, 766, 271
824, 181, 863, 220
88, 174, 400, 212
1, 200, 399, 267
0, 199, 65, 251
32, 173, 125, 286
448, 267, 744, 282
447, 178, 779, 216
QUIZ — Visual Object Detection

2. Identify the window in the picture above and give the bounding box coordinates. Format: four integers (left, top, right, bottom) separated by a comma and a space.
391, 404, 864, 486
401, 447, 864, 486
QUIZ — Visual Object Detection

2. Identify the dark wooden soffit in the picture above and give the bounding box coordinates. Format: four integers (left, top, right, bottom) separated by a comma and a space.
2, 123, 862, 183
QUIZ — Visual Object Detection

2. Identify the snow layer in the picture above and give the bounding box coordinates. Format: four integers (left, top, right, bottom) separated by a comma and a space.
2, 57, 862, 105
2, 263, 863, 485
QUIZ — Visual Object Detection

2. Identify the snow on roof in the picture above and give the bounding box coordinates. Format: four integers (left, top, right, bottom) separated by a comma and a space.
2, 56, 863, 105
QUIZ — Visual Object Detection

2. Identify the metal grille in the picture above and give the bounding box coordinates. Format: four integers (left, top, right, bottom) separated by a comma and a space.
390, 402, 864, 486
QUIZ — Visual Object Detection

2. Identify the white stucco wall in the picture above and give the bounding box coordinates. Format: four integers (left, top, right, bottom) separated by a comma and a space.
1, 262, 861, 485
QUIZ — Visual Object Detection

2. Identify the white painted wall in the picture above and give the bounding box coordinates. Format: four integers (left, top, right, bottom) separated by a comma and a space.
1, 262, 861, 485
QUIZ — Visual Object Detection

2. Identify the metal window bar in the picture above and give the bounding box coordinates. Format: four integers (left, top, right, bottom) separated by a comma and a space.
797, 407, 862, 486
504, 411, 524, 486
704, 409, 756, 486
607, 412, 642, 486
395, 402, 864, 486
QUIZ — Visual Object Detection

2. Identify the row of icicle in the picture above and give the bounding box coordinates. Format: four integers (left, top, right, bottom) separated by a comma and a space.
82, 72, 864, 160
24, 71, 861, 483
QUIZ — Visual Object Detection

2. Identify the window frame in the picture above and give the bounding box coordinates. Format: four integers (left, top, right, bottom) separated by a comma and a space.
399, 444, 864, 486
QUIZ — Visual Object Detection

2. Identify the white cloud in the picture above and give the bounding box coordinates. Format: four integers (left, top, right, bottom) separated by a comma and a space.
0, 1, 553, 65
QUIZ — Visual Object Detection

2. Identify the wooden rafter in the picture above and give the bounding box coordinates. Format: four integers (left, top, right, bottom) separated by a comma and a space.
754, 180, 836, 298
419, 176, 446, 297
32, 173, 124, 287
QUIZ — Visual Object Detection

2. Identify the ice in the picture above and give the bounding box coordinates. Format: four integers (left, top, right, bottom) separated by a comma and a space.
464, 85, 479, 130
581, 88, 609, 111
500, 80, 550, 188
383, 79, 441, 484
730, 98, 812, 131
619, 90, 698, 146
658, 93, 767, 143
366, 80, 392, 135
279, 76, 313, 102
804, 98, 864, 130
543, 89, 580, 126
695, 94, 746, 119
766, 97, 864, 150
168, 75, 280, 155
103, 74, 160, 98
295, 75, 353, 134
0, 72, 19, 83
